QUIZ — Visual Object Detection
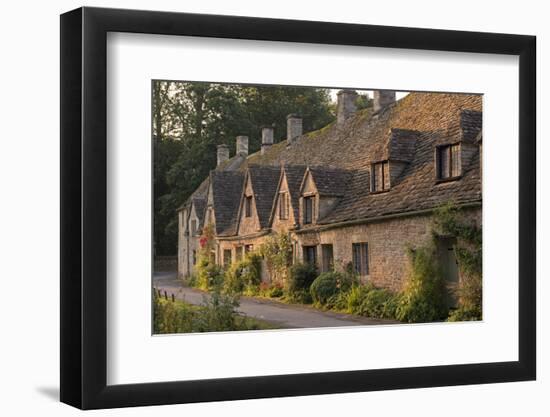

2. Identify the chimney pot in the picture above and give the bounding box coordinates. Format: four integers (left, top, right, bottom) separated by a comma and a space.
261, 126, 274, 155
216, 144, 229, 166
337, 89, 358, 125
286, 114, 302, 145
373, 90, 396, 112
236, 135, 249, 157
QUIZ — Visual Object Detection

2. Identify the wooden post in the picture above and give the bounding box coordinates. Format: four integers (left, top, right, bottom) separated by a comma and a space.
164, 290, 168, 300
171, 294, 175, 302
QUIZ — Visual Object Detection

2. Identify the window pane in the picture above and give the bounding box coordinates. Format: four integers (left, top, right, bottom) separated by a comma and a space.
440, 146, 450, 179
451, 144, 460, 177
304, 197, 313, 224
383, 162, 390, 190
362, 243, 369, 275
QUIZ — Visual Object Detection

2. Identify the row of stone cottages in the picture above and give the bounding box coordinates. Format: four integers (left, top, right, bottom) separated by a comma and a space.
177, 89, 482, 301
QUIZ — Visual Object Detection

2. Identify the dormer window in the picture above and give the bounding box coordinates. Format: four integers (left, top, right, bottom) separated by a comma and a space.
437, 144, 460, 180
371, 161, 390, 192
245, 195, 252, 217
279, 192, 289, 220
304, 196, 314, 224
190, 219, 197, 236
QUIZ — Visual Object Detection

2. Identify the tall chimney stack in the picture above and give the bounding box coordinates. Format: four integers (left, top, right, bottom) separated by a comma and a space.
286, 114, 302, 145
217, 144, 229, 166
373, 90, 396, 112
236, 135, 249, 157
261, 126, 274, 155
336, 89, 358, 125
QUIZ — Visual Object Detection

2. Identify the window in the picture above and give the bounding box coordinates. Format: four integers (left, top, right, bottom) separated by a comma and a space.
372, 161, 390, 192
245, 195, 253, 217
303, 245, 317, 266
304, 196, 314, 224
223, 249, 232, 268
190, 219, 197, 236
235, 246, 244, 261
279, 192, 289, 220
321, 244, 334, 272
192, 250, 197, 266
352, 243, 369, 276
438, 144, 460, 179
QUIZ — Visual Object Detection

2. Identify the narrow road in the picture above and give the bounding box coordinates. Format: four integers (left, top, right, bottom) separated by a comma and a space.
153, 272, 399, 329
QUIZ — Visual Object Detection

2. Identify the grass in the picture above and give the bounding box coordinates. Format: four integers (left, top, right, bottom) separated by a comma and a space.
153, 297, 281, 334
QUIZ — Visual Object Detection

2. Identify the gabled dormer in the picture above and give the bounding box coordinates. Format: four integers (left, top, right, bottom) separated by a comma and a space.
269, 165, 307, 231
236, 171, 262, 235
298, 167, 349, 226
370, 128, 419, 192
188, 197, 206, 237
236, 166, 280, 236
434, 110, 482, 182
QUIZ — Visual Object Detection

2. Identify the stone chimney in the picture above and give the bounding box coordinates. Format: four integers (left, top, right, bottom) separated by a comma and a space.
286, 114, 302, 145
336, 89, 358, 125
373, 90, 396, 112
261, 126, 274, 155
216, 144, 229, 166
236, 135, 249, 156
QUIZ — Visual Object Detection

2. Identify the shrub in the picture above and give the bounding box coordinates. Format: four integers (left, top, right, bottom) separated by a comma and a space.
259, 282, 284, 298
196, 258, 224, 290
194, 289, 241, 332
310, 271, 354, 306
345, 283, 375, 314
360, 288, 400, 319
447, 305, 482, 322
434, 203, 483, 322
224, 253, 262, 295
259, 231, 292, 285
287, 263, 318, 294
395, 245, 448, 323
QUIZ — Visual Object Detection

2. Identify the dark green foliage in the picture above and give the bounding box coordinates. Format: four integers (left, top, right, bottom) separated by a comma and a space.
153, 287, 278, 333
224, 253, 263, 295
153, 81, 335, 255
359, 288, 400, 319
434, 203, 482, 321
287, 263, 318, 294
310, 271, 354, 306
395, 245, 448, 323
258, 282, 284, 298
195, 256, 224, 291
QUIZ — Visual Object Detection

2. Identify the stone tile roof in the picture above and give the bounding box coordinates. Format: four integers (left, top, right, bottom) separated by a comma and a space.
247, 165, 281, 229
282, 165, 307, 222
305, 166, 352, 197
191, 196, 207, 228
181, 91, 482, 233
210, 171, 245, 236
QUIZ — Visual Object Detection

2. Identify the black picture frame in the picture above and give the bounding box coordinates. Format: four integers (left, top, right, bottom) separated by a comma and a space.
60, 6, 536, 410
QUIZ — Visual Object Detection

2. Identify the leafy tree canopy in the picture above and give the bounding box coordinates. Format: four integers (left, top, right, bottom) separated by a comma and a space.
153, 81, 336, 255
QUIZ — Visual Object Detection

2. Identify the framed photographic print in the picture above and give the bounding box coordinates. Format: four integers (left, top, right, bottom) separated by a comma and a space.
60, 6, 536, 410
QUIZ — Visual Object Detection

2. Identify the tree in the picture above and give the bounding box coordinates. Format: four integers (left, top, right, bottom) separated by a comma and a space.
153, 81, 335, 255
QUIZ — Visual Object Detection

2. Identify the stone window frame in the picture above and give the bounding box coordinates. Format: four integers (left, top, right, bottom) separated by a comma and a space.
370, 160, 391, 193
244, 195, 253, 217
303, 194, 315, 224
190, 219, 197, 236
321, 244, 334, 272
435, 142, 462, 182
279, 191, 289, 220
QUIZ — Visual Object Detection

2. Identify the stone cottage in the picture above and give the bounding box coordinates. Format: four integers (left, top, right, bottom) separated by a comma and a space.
177, 89, 482, 295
